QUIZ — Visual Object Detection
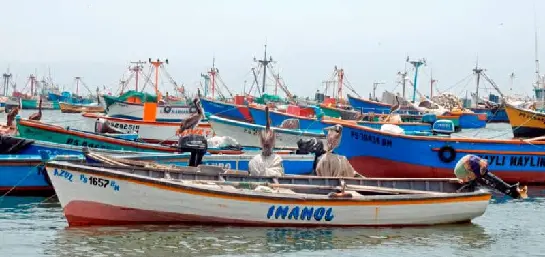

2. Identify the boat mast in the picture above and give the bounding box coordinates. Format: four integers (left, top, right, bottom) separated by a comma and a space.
149, 58, 168, 101
29, 74, 36, 97
2, 69, 11, 96
408, 57, 426, 103
208, 57, 217, 98
200, 73, 210, 97
75, 76, 81, 96
430, 69, 436, 99
130, 60, 146, 92
372, 82, 384, 100
533, 7, 543, 104
473, 60, 483, 109
255, 45, 273, 95
336, 67, 344, 101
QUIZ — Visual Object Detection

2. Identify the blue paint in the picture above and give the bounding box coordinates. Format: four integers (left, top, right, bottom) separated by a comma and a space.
53, 169, 74, 182
288, 206, 300, 220
313, 207, 325, 221
267, 206, 334, 222
200, 98, 247, 121
457, 113, 486, 129
275, 206, 290, 219
325, 208, 334, 221
300, 207, 314, 221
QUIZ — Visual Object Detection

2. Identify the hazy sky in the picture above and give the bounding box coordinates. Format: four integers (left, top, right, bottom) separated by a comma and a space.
1, 0, 543, 99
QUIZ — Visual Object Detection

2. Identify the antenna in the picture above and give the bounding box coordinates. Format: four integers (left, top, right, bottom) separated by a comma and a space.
534, 2, 541, 89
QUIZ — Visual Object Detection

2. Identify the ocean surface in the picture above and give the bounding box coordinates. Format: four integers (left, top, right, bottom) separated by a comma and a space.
0, 110, 544, 257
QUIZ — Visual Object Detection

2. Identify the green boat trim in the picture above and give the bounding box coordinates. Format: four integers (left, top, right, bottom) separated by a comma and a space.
15, 117, 177, 153
103, 90, 158, 108
20, 99, 60, 110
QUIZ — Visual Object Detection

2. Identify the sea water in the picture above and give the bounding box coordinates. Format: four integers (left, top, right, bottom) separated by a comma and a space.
0, 111, 543, 257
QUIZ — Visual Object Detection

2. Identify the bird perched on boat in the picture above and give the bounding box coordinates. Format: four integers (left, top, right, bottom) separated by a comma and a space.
177, 98, 203, 136
28, 98, 43, 121
315, 124, 358, 177
248, 106, 284, 176
381, 96, 401, 123
6, 107, 19, 127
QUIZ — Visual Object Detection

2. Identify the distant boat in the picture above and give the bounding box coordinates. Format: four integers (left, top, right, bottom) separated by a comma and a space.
104, 90, 195, 122
20, 98, 59, 110
59, 102, 105, 113
208, 114, 325, 149
81, 112, 214, 145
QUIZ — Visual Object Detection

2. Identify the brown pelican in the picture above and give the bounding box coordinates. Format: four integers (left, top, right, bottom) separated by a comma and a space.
28, 98, 42, 121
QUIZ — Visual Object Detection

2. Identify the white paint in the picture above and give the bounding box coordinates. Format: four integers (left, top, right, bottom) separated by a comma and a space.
82, 114, 214, 143
106, 102, 193, 121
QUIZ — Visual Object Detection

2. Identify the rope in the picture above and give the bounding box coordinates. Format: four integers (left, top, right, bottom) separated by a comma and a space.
0, 163, 45, 203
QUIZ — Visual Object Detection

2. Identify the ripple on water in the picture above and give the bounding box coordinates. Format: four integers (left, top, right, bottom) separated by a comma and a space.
0, 117, 542, 256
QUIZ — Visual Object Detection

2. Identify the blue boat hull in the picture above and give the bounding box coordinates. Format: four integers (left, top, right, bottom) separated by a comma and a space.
471, 108, 508, 123
249, 106, 431, 132
200, 98, 251, 122
324, 120, 545, 184
458, 113, 487, 129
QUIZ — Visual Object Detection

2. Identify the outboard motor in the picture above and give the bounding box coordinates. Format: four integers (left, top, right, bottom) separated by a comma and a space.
432, 119, 455, 135
454, 154, 527, 199
296, 138, 325, 173
178, 134, 208, 167
95, 118, 124, 134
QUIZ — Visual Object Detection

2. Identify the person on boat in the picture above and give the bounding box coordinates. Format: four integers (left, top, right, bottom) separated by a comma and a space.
248, 111, 284, 176
454, 154, 527, 199
315, 124, 359, 177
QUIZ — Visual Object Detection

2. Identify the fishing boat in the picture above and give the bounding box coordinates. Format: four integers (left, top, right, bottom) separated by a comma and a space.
104, 59, 196, 122
199, 97, 253, 122
45, 160, 493, 227
59, 102, 105, 113
0, 154, 85, 196
20, 98, 59, 110
81, 113, 214, 144
208, 115, 325, 149
248, 105, 433, 133
15, 117, 180, 153
323, 118, 545, 184
504, 103, 545, 138
104, 90, 196, 122
0, 136, 87, 195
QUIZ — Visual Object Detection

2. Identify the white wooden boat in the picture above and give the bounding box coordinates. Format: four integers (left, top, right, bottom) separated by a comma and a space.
105, 100, 195, 122
208, 115, 325, 149
82, 113, 214, 144
46, 161, 492, 227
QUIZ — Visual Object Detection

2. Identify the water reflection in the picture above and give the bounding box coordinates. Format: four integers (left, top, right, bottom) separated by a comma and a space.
44, 223, 492, 257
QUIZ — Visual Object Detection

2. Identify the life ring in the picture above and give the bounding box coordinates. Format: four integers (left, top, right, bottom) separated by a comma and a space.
438, 145, 456, 163
164, 106, 172, 113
